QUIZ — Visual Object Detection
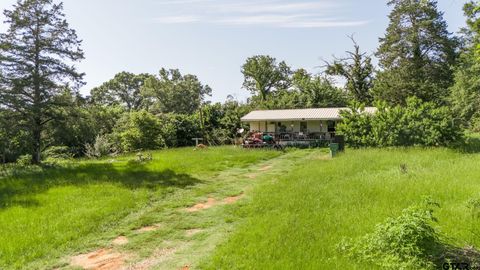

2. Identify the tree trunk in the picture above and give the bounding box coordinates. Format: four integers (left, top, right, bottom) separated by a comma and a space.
32, 120, 42, 164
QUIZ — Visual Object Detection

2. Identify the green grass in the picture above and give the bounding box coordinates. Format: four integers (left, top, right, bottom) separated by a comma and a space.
202, 147, 480, 269
4, 143, 480, 269
0, 146, 282, 269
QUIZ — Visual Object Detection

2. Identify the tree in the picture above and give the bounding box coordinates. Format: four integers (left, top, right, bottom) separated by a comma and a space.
0, 0, 84, 163
142, 68, 212, 115
450, 1, 480, 130
325, 36, 374, 104
373, 0, 457, 105
292, 69, 347, 108
241, 55, 291, 102
90, 72, 152, 111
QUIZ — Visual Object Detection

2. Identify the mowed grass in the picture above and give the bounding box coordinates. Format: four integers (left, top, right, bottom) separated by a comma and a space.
203, 146, 480, 269
0, 146, 281, 269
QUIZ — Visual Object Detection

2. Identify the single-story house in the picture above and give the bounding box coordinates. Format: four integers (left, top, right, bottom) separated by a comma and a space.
241, 107, 376, 141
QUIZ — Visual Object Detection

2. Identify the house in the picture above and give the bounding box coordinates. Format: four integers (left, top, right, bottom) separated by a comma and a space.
241, 107, 376, 141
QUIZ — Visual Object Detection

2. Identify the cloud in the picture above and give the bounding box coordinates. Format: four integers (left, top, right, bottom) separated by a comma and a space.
154, 15, 200, 24
151, 0, 368, 28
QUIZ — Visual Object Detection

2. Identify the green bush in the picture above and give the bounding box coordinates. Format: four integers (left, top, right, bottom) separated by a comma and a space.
338, 97, 464, 147
112, 110, 166, 152
42, 146, 73, 160
338, 199, 442, 270
84, 135, 113, 158
16, 154, 32, 166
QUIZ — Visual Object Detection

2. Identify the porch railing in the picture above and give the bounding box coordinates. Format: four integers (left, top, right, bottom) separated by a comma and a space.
272, 132, 335, 141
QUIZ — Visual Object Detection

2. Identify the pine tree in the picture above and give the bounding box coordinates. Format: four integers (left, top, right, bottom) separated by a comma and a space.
0, 0, 84, 163
373, 0, 457, 105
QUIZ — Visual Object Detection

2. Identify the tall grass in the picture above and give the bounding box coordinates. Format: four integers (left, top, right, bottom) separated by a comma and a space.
203, 147, 480, 269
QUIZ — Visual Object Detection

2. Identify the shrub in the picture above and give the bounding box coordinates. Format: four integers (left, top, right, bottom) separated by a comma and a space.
16, 154, 32, 166
338, 97, 464, 147
85, 135, 113, 158
42, 146, 73, 160
112, 110, 166, 152
338, 198, 442, 269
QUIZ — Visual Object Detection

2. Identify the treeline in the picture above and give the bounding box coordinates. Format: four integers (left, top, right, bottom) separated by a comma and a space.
1, 0, 480, 163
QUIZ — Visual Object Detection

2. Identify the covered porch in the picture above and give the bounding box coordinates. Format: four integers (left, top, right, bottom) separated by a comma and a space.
247, 120, 338, 142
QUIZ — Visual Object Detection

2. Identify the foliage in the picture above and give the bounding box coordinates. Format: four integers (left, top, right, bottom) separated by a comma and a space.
450, 1, 480, 131
325, 36, 374, 104
0, 0, 84, 163
112, 110, 166, 152
337, 97, 464, 147
16, 154, 33, 166
90, 72, 152, 111
292, 69, 348, 108
0, 109, 31, 163
42, 146, 73, 160
84, 135, 113, 159
241, 55, 291, 102
373, 0, 457, 105
142, 68, 212, 114
338, 199, 442, 270
201, 102, 250, 145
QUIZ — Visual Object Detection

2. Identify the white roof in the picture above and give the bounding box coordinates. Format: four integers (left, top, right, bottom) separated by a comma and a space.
241, 107, 377, 122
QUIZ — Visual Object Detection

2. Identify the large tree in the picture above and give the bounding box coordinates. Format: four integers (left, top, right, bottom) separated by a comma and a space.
325, 36, 374, 105
0, 0, 84, 163
142, 68, 212, 115
373, 0, 457, 105
241, 55, 291, 102
90, 72, 152, 111
450, 1, 480, 130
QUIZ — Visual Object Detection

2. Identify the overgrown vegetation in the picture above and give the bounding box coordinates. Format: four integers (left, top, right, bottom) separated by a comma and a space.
339, 198, 443, 269
338, 97, 463, 147
203, 145, 480, 269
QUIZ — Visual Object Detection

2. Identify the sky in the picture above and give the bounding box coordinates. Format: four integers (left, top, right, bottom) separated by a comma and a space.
0, 0, 468, 102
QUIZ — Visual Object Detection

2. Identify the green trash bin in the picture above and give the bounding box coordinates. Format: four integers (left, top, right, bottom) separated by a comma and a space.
329, 143, 339, 157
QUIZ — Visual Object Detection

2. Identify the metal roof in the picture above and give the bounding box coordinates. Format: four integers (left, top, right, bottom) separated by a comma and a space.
241, 107, 377, 121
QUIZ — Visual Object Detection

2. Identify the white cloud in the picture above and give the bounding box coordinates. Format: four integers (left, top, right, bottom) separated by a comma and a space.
151, 0, 368, 28
154, 15, 200, 24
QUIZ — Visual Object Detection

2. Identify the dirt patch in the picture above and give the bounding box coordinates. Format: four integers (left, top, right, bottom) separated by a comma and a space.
130, 247, 176, 270
112, 236, 129, 246
224, 193, 245, 204
185, 229, 204, 237
258, 165, 272, 171
186, 198, 217, 212
186, 194, 245, 212
70, 248, 128, 270
246, 174, 257, 179
135, 224, 161, 233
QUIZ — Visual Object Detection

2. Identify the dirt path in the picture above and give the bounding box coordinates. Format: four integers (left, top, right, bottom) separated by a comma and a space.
63, 150, 325, 270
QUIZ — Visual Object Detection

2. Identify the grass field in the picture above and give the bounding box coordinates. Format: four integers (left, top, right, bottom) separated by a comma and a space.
0, 146, 283, 269
2, 142, 480, 269
202, 146, 480, 269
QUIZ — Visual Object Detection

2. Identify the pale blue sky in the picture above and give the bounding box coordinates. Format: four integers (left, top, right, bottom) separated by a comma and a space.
0, 0, 468, 102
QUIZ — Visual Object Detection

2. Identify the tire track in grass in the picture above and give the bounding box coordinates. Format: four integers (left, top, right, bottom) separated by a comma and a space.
63, 150, 324, 270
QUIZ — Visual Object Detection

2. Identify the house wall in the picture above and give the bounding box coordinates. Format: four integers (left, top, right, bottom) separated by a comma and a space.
249, 122, 260, 131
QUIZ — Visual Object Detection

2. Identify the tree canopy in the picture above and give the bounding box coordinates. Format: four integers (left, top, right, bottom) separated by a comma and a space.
0, 0, 84, 163
373, 0, 457, 105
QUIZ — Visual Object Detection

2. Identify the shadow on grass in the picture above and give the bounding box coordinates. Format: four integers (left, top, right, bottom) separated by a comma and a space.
0, 161, 203, 209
